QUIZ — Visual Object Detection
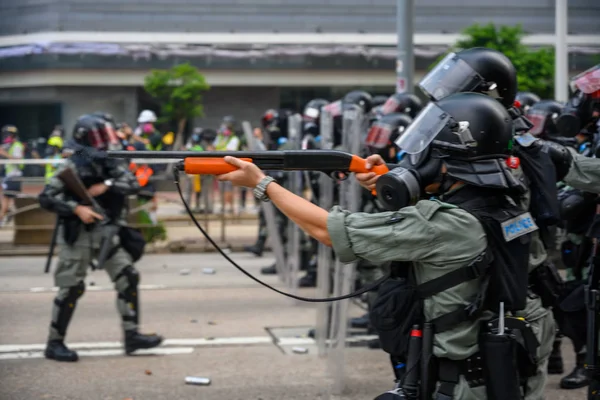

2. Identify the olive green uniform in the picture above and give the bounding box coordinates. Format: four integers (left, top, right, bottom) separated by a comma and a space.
42, 160, 141, 341
328, 199, 489, 399
515, 150, 600, 400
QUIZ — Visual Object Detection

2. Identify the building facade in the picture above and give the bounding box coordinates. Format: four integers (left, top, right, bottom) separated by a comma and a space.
0, 0, 598, 140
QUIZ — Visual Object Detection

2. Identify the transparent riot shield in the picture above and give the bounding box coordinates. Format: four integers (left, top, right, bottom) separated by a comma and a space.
241, 121, 287, 283
284, 114, 303, 300
315, 109, 335, 356
327, 105, 364, 394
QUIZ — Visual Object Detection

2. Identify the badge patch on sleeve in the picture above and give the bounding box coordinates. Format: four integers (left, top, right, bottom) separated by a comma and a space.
501, 212, 538, 242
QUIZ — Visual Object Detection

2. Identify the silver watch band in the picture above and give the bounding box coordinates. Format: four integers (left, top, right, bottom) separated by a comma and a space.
253, 176, 275, 202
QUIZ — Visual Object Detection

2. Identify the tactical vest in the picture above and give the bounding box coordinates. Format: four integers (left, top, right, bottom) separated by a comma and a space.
370, 186, 533, 359
5, 141, 24, 175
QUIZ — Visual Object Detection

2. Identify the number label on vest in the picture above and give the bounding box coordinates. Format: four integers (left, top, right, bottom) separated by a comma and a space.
500, 212, 538, 242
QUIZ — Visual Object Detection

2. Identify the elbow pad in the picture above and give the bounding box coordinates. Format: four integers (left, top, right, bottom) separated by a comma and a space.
38, 192, 76, 218
542, 140, 573, 182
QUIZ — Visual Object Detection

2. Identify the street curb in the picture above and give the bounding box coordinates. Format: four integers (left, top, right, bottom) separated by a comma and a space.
0, 242, 271, 257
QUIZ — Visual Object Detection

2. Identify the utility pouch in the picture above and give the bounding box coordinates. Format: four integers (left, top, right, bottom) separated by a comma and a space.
480, 333, 522, 400
529, 262, 564, 308
119, 226, 146, 262
370, 277, 423, 358
62, 217, 81, 246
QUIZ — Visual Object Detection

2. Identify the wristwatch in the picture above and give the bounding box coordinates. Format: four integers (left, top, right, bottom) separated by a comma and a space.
104, 179, 114, 187
253, 176, 275, 202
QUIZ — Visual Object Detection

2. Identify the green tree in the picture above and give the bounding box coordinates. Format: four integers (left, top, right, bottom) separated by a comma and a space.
144, 63, 210, 150
437, 23, 555, 98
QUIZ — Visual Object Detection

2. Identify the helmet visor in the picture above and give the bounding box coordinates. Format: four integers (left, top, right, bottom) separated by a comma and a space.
381, 97, 401, 115
323, 100, 342, 117
366, 124, 393, 149
524, 109, 548, 135
419, 52, 485, 101
394, 102, 451, 154
572, 64, 600, 94
88, 128, 106, 150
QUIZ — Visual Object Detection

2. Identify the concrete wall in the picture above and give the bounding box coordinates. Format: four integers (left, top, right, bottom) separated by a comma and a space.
0, 86, 138, 135
1, 0, 597, 36
193, 86, 280, 132
0, 86, 279, 136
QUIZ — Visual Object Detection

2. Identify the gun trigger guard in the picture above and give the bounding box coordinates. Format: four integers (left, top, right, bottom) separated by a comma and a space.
329, 171, 349, 181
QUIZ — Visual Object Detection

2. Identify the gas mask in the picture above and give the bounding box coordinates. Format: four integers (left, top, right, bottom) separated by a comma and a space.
375, 147, 444, 211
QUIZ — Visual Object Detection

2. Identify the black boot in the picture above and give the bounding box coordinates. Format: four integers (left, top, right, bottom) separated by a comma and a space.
560, 353, 590, 389
298, 270, 317, 288
244, 236, 266, 257
44, 340, 79, 362
548, 338, 564, 374
260, 264, 277, 275
124, 330, 163, 355
350, 313, 370, 329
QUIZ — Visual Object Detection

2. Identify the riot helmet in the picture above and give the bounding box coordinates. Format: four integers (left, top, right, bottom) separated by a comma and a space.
377, 93, 518, 211
381, 93, 423, 119
91, 111, 120, 149
262, 109, 292, 148
419, 48, 517, 107
515, 92, 541, 113
342, 90, 373, 113
556, 64, 600, 137
365, 113, 413, 163
525, 100, 563, 137
72, 115, 111, 150
302, 99, 329, 137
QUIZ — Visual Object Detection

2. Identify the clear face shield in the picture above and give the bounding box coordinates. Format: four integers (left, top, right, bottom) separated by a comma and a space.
419, 52, 485, 101
571, 64, 600, 95
394, 102, 453, 154
524, 109, 551, 136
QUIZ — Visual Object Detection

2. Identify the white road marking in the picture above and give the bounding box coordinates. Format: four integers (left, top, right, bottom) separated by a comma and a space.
0, 347, 194, 360
28, 284, 166, 293
165, 337, 272, 346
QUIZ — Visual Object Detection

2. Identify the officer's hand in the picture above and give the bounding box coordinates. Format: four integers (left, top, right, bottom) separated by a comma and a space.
88, 183, 109, 197
218, 156, 266, 188
355, 155, 385, 191
74, 205, 104, 224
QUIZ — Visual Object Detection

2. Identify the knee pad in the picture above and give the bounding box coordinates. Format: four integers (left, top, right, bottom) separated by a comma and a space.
67, 281, 86, 302
116, 266, 139, 301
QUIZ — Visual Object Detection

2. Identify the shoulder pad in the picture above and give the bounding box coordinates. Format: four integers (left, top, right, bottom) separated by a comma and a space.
415, 199, 457, 220
515, 133, 538, 148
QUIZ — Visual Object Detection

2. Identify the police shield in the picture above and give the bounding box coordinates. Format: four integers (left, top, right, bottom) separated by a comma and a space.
241, 121, 288, 284
327, 104, 365, 394
284, 114, 304, 300
315, 108, 336, 356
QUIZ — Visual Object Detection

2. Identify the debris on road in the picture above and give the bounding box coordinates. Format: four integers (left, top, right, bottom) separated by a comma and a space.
145, 370, 152, 376
292, 347, 309, 354
185, 376, 211, 386
207, 321, 216, 325
190, 319, 198, 323
180, 269, 191, 276
89, 281, 95, 286
202, 267, 216, 275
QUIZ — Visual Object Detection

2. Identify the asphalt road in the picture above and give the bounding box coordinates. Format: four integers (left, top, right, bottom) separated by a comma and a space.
0, 253, 588, 400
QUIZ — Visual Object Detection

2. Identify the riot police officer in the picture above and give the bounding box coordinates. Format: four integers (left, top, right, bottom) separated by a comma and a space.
380, 92, 423, 119
516, 92, 542, 114
39, 114, 163, 362
218, 92, 534, 399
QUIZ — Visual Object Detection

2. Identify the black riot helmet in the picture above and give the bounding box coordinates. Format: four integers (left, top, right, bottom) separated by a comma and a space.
342, 90, 373, 113
365, 113, 413, 163
72, 114, 112, 150
419, 48, 518, 107
515, 92, 541, 113
262, 108, 292, 148
525, 100, 563, 137
90, 111, 120, 149
556, 65, 600, 137
302, 99, 329, 136
377, 93, 518, 210
380, 93, 423, 119
371, 95, 389, 109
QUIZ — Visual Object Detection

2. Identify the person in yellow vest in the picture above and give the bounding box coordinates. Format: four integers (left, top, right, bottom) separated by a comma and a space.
0, 125, 24, 224
44, 136, 63, 184
214, 116, 240, 213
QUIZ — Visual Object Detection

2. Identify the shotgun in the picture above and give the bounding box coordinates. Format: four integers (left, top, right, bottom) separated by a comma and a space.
106, 150, 391, 193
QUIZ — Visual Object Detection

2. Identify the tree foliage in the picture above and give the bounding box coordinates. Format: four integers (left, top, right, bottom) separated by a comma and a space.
143, 63, 210, 146
438, 23, 555, 98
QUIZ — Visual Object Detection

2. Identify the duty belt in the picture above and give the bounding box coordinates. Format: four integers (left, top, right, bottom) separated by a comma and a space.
436, 353, 486, 398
